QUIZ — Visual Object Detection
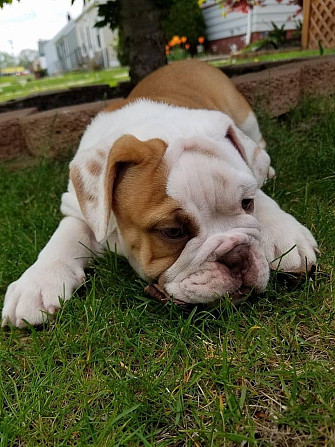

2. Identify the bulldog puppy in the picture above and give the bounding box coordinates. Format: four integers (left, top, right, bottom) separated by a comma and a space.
2, 60, 318, 327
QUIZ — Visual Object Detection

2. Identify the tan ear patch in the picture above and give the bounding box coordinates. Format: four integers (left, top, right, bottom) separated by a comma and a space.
70, 135, 193, 275
109, 135, 192, 280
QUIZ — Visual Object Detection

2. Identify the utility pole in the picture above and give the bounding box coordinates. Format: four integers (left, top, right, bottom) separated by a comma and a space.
8, 39, 14, 56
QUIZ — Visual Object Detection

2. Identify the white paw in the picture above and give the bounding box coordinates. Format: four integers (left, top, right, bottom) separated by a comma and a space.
2, 260, 85, 328
261, 212, 318, 273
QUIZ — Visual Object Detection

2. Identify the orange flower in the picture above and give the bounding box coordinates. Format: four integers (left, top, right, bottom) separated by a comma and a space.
185, 43, 190, 50
198, 36, 205, 44
181, 36, 187, 43
168, 35, 182, 47
165, 45, 170, 51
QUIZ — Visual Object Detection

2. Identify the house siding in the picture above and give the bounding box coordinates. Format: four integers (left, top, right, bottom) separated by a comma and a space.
75, 1, 118, 69
203, 0, 302, 52
39, 0, 118, 75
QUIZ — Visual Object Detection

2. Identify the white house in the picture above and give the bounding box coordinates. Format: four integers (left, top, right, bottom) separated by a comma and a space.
76, 1, 119, 70
39, 0, 118, 76
202, 0, 302, 53
39, 39, 59, 75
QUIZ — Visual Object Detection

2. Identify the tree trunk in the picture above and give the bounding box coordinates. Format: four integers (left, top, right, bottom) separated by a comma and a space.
120, 0, 168, 85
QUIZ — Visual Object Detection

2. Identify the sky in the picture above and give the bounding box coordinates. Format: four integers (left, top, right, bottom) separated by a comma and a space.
0, 0, 83, 55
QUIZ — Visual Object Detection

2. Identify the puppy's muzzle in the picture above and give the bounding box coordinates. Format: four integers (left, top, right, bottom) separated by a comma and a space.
216, 242, 251, 277
148, 231, 269, 305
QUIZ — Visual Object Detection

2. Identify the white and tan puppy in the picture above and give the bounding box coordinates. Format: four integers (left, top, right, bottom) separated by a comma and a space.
2, 60, 318, 327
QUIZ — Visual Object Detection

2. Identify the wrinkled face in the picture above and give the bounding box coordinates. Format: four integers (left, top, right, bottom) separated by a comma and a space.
111, 131, 270, 304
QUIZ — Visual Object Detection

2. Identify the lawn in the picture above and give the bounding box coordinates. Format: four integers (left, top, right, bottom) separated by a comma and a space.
1, 49, 335, 104
211, 48, 335, 67
0, 66, 129, 103
0, 95, 334, 446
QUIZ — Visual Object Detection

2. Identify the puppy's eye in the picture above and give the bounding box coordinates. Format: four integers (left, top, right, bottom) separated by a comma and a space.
241, 198, 254, 212
160, 227, 187, 240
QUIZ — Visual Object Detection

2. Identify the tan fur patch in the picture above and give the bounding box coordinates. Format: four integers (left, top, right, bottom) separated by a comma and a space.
252, 145, 262, 164
86, 160, 102, 176
129, 59, 251, 126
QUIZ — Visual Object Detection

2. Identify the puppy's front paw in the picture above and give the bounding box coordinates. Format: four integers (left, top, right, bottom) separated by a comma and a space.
262, 212, 318, 273
2, 261, 85, 328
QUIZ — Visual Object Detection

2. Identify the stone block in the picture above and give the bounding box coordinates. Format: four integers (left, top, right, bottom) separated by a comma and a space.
296, 56, 335, 97
20, 99, 118, 159
0, 108, 37, 160
233, 66, 301, 117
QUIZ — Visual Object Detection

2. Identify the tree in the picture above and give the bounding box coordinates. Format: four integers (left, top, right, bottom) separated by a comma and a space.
117, 0, 169, 85
213, 0, 264, 14
93, 0, 172, 85
102, 0, 205, 66
0, 51, 16, 68
18, 49, 38, 70
95, 0, 205, 83
0, 0, 19, 5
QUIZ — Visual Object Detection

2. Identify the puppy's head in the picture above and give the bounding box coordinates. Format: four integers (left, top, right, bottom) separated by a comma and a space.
71, 117, 270, 304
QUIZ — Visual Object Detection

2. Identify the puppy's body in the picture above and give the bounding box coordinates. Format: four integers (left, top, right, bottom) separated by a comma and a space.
2, 61, 318, 327
106, 60, 263, 148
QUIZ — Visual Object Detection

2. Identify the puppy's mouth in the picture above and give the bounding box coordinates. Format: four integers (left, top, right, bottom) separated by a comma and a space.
144, 283, 252, 306
144, 283, 187, 306
228, 286, 253, 304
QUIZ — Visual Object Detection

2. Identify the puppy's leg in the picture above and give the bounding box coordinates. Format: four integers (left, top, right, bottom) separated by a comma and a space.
255, 190, 318, 272
2, 216, 100, 328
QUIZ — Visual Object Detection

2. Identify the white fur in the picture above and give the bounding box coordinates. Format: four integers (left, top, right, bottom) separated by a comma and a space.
67, 100, 270, 243
2, 217, 99, 328
2, 100, 318, 326
254, 190, 318, 271
162, 140, 317, 303
239, 111, 262, 145
163, 140, 268, 303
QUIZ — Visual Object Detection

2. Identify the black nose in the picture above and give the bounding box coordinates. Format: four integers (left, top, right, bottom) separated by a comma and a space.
217, 244, 250, 275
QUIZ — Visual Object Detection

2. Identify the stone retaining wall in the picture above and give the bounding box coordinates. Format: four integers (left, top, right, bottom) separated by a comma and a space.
234, 56, 335, 116
1, 56, 334, 161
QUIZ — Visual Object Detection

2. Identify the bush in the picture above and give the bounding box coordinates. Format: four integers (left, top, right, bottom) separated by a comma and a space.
163, 0, 206, 56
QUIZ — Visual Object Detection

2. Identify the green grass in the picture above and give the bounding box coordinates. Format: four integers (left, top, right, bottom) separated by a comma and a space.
0, 95, 334, 446
211, 48, 335, 68
0, 67, 129, 103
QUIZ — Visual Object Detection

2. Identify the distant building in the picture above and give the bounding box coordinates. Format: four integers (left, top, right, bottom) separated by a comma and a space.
39, 39, 60, 76
76, 1, 119, 70
202, 0, 302, 53
39, 0, 118, 76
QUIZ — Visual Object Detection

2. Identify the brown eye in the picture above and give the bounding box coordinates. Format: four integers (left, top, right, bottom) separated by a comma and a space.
241, 198, 254, 212
161, 227, 187, 240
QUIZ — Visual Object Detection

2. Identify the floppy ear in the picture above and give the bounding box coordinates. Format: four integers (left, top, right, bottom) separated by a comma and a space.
226, 125, 271, 188
70, 135, 166, 243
